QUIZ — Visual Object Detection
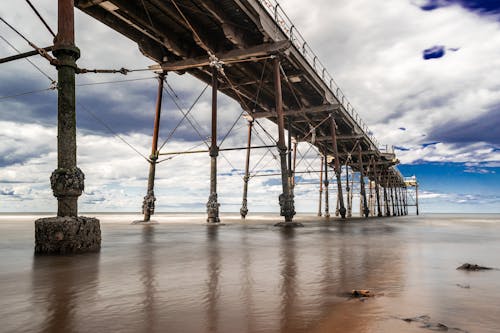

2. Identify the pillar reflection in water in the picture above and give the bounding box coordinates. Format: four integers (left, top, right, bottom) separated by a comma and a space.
240, 230, 256, 333
32, 254, 100, 333
140, 225, 157, 332
279, 228, 298, 333
205, 226, 221, 333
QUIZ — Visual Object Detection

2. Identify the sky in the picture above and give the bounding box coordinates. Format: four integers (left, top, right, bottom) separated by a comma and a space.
0, 0, 499, 214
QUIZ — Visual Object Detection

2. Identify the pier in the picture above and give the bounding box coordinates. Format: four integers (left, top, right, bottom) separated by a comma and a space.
1, 0, 419, 254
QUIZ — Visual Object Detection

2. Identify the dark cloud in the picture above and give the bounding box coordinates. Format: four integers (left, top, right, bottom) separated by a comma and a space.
423, 45, 446, 60
422, 141, 440, 147
395, 146, 411, 151
428, 106, 500, 145
417, 0, 500, 16
0, 189, 15, 196
399, 127, 407, 131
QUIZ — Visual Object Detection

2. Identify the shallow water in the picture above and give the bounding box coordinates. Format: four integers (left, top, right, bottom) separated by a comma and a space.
1, 213, 499, 333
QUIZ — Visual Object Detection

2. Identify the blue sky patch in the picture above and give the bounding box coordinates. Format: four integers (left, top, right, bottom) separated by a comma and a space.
417, 0, 500, 16
423, 45, 446, 59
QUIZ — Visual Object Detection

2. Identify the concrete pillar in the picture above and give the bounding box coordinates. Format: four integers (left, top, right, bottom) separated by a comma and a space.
35, 0, 100, 254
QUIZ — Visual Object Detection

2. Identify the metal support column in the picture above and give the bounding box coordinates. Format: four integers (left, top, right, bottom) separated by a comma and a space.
416, 183, 419, 215
399, 186, 404, 216
395, 184, 401, 216
383, 182, 390, 217
318, 156, 323, 217
35, 0, 100, 254
51, 0, 83, 218
142, 73, 165, 222
273, 58, 295, 224
373, 158, 383, 217
346, 163, 352, 218
240, 119, 253, 218
330, 116, 346, 219
358, 146, 369, 218
324, 153, 330, 218
207, 67, 220, 223
390, 180, 396, 217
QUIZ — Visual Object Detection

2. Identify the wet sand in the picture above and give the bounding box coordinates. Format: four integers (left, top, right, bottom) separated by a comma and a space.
1, 213, 499, 333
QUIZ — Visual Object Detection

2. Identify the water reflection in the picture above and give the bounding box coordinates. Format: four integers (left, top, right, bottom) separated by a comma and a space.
140, 226, 156, 332
32, 253, 100, 333
18, 219, 416, 333
279, 228, 298, 333
204, 226, 221, 333
239, 230, 256, 333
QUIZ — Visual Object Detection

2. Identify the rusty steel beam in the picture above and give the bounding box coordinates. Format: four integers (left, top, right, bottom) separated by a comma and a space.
240, 120, 253, 219
207, 66, 220, 223
298, 133, 364, 142
318, 155, 323, 217
150, 41, 291, 72
252, 104, 339, 119
0, 46, 54, 64
358, 145, 369, 218
273, 58, 296, 224
323, 152, 330, 218
330, 116, 346, 219
142, 73, 165, 222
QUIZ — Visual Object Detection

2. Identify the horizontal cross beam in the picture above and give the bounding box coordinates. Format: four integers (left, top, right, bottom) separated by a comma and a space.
298, 134, 364, 142
252, 104, 339, 119
149, 41, 291, 72
0, 46, 53, 64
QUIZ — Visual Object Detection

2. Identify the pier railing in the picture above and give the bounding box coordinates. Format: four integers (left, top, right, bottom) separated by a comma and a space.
258, 0, 380, 150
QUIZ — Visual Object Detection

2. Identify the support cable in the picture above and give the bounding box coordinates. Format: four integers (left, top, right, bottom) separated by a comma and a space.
156, 141, 206, 164
163, 81, 210, 148
0, 16, 56, 65
218, 58, 270, 147
0, 34, 55, 83
77, 102, 150, 162
24, 0, 56, 37
0, 87, 53, 101
77, 76, 156, 87
169, 0, 211, 54
1, 77, 156, 101
158, 82, 209, 151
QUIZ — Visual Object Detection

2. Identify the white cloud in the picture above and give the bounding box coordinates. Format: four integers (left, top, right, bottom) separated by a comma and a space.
2, 0, 500, 213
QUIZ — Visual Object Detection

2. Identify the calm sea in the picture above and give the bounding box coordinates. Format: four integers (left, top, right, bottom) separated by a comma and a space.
1, 213, 499, 333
